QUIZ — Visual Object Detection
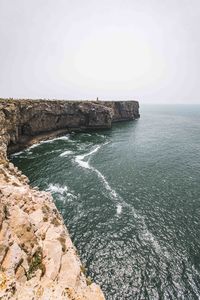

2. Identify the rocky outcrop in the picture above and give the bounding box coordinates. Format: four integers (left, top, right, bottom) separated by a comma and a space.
0, 163, 105, 299
0, 99, 139, 299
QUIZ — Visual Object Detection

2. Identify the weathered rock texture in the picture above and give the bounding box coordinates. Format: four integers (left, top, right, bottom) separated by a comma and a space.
101, 101, 140, 122
0, 99, 139, 153
0, 99, 139, 299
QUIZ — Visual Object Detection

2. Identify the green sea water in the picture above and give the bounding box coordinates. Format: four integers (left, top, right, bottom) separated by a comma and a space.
11, 105, 200, 300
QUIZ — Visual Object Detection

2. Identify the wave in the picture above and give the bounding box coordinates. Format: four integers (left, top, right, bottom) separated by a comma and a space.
60, 150, 73, 157
81, 133, 92, 137
10, 150, 25, 157
46, 183, 77, 201
11, 135, 70, 156
95, 133, 105, 138
28, 135, 69, 150
46, 183, 69, 195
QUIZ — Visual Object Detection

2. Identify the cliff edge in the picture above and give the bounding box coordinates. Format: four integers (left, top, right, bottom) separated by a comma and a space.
0, 99, 139, 299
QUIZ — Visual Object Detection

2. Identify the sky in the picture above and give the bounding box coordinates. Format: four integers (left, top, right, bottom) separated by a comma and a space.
0, 0, 200, 104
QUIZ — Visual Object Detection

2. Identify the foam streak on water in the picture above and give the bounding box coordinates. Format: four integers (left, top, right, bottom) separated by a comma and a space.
60, 150, 73, 157
11, 135, 70, 156
46, 183, 69, 195
75, 143, 120, 205
46, 183, 77, 202
75, 145, 101, 169
11, 105, 200, 299
75, 143, 169, 260
11, 150, 24, 157
29, 135, 70, 149
74, 143, 200, 298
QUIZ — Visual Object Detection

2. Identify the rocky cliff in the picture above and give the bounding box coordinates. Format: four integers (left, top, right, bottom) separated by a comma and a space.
101, 101, 140, 122
0, 99, 139, 299
0, 99, 139, 153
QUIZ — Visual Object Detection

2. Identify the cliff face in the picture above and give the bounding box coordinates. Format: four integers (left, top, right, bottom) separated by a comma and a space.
0, 99, 139, 299
1, 100, 112, 154
0, 99, 139, 153
101, 101, 140, 122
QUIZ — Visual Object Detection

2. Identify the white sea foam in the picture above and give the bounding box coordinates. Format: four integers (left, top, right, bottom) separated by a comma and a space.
75, 143, 122, 214
75, 142, 171, 257
11, 149, 34, 157
10, 151, 24, 157
46, 183, 68, 195
51, 136, 69, 141
75, 145, 101, 169
28, 144, 38, 150
11, 136, 70, 157
60, 150, 73, 157
40, 136, 69, 144
28, 135, 70, 150
95, 133, 105, 138
94, 168, 118, 200
46, 183, 77, 201
117, 204, 122, 214
50, 150, 61, 154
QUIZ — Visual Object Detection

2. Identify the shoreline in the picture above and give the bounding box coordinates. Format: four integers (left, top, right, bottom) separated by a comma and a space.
0, 99, 139, 299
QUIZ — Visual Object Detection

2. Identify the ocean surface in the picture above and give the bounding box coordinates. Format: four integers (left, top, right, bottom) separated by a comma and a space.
11, 105, 200, 300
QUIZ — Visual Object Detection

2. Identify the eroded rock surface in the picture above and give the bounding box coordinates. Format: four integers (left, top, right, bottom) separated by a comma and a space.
0, 99, 139, 299
0, 163, 105, 299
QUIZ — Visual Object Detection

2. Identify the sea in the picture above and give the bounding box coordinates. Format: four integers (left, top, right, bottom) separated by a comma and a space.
11, 104, 200, 300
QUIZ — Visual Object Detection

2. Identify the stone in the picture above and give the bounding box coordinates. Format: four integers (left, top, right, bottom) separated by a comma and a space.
2, 242, 23, 276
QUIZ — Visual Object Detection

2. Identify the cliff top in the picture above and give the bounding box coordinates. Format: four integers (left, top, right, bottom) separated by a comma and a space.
0, 98, 139, 105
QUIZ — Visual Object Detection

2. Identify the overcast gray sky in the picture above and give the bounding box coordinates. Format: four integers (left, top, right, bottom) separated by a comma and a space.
0, 0, 199, 103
